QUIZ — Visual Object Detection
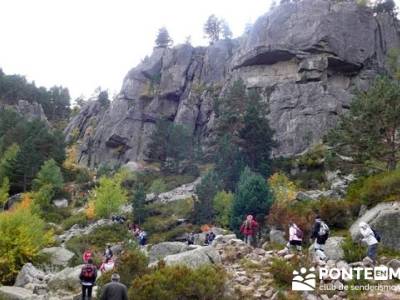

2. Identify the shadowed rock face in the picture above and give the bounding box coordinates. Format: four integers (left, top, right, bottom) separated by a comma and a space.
66, 0, 400, 168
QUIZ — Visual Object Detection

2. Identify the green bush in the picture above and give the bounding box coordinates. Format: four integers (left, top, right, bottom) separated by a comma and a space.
213, 191, 233, 228
61, 212, 88, 230
318, 198, 352, 229
269, 257, 300, 289
129, 265, 226, 300
357, 169, 400, 207
342, 236, 366, 263
33, 159, 63, 192
97, 246, 148, 295
149, 179, 167, 196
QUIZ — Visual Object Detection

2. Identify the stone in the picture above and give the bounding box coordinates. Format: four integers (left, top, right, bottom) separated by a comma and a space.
14, 263, 45, 288
388, 259, 400, 272
52, 199, 68, 208
39, 247, 75, 267
65, 0, 400, 167
309, 237, 344, 261
163, 246, 221, 268
269, 228, 286, 245
349, 201, 400, 251
0, 286, 37, 300
47, 265, 83, 292
148, 242, 189, 263
3, 193, 23, 210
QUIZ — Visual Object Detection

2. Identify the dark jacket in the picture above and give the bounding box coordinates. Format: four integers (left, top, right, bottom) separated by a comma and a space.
311, 221, 328, 244
100, 281, 128, 300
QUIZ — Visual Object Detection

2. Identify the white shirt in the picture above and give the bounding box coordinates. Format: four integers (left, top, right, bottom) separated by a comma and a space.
360, 226, 378, 246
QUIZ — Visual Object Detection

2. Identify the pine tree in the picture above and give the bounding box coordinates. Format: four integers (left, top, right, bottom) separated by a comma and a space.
230, 167, 273, 234
155, 27, 173, 48
204, 15, 222, 44
132, 183, 147, 225
193, 171, 221, 224
33, 159, 63, 193
221, 20, 232, 40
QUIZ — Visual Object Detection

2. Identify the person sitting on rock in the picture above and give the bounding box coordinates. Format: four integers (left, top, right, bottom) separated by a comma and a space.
284, 222, 303, 253
79, 258, 97, 300
100, 273, 128, 300
240, 215, 259, 246
83, 249, 92, 264
311, 216, 329, 261
359, 221, 379, 265
104, 244, 113, 260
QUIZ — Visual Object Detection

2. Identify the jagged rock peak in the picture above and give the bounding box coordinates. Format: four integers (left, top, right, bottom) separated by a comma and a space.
66, 0, 400, 168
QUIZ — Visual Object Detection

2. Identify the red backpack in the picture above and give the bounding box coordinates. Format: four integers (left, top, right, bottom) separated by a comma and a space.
80, 264, 95, 281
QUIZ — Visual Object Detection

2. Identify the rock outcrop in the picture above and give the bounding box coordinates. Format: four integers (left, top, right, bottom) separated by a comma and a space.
66, 0, 400, 168
350, 201, 400, 250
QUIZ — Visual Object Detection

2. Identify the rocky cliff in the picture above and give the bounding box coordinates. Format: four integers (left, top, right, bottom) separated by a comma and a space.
65, 0, 400, 168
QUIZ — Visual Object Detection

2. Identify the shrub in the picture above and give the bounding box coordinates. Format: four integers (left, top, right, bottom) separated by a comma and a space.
0, 177, 10, 208
268, 172, 297, 204
149, 179, 167, 196
90, 176, 128, 218
61, 212, 88, 230
269, 257, 300, 288
318, 198, 352, 229
213, 191, 233, 228
342, 236, 366, 263
128, 265, 226, 300
33, 159, 63, 192
97, 246, 148, 294
0, 200, 53, 284
357, 169, 400, 207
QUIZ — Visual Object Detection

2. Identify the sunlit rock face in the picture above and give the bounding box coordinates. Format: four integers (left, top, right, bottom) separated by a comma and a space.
66, 0, 400, 168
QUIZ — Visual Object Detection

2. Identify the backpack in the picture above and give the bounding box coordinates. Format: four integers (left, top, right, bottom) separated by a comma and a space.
371, 228, 381, 242
295, 227, 304, 239
80, 264, 95, 281
318, 221, 330, 236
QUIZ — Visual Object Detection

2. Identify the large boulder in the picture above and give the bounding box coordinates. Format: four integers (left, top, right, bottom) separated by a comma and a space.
349, 201, 400, 251
149, 242, 189, 263
14, 263, 45, 288
309, 236, 345, 261
39, 247, 75, 267
0, 286, 37, 300
163, 246, 221, 269
47, 265, 83, 292
269, 228, 287, 245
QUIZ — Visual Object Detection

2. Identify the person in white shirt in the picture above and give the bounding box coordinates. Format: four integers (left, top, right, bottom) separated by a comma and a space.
359, 222, 378, 264
285, 222, 303, 253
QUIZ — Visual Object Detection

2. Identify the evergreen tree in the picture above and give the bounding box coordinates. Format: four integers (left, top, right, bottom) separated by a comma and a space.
155, 27, 173, 48
33, 159, 63, 193
193, 171, 221, 224
204, 15, 222, 44
221, 20, 233, 40
375, 0, 396, 15
240, 90, 276, 176
328, 76, 400, 171
230, 167, 274, 234
132, 183, 147, 225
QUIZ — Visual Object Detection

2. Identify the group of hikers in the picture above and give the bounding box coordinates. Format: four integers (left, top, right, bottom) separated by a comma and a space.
238, 214, 380, 265
186, 230, 216, 246
111, 215, 148, 246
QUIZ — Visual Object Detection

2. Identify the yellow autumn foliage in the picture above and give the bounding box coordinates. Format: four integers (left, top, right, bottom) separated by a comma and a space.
268, 172, 297, 204
0, 199, 53, 284
86, 200, 96, 220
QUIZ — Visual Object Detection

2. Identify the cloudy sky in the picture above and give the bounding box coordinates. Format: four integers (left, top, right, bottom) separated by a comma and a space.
0, 0, 272, 100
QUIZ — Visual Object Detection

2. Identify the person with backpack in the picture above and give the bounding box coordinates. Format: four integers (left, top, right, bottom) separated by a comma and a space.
100, 273, 128, 300
138, 230, 147, 246
187, 232, 195, 245
79, 258, 97, 300
311, 216, 330, 261
83, 249, 92, 264
240, 215, 259, 246
359, 222, 379, 264
285, 222, 303, 253
104, 244, 113, 260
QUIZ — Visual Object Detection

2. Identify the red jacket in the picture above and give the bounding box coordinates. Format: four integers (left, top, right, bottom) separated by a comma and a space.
240, 220, 259, 236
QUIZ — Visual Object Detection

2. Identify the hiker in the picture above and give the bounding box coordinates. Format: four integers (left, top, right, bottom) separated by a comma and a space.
100, 273, 128, 300
240, 215, 259, 246
83, 249, 92, 264
359, 222, 379, 264
104, 244, 113, 260
311, 216, 330, 261
112, 215, 126, 224
79, 258, 97, 300
285, 222, 303, 253
187, 232, 195, 245
131, 224, 140, 238
208, 231, 216, 245
138, 230, 147, 246
100, 257, 115, 273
